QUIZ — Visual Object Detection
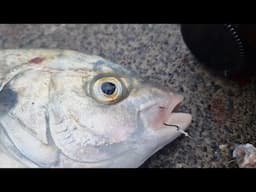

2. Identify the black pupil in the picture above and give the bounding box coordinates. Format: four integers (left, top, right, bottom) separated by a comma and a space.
101, 82, 116, 95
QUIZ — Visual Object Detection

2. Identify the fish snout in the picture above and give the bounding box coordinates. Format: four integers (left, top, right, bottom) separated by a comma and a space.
139, 92, 192, 138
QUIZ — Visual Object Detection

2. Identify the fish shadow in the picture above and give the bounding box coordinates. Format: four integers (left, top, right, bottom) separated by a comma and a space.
0, 85, 18, 116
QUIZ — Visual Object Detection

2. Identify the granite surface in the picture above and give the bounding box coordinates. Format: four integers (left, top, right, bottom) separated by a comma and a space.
0, 24, 256, 168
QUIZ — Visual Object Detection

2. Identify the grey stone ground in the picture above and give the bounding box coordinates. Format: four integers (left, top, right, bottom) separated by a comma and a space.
0, 24, 255, 168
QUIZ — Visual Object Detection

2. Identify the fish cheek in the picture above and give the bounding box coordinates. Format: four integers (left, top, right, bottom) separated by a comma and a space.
78, 103, 138, 143
48, 99, 139, 163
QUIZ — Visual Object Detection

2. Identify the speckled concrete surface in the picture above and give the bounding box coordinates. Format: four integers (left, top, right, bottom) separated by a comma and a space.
0, 24, 256, 168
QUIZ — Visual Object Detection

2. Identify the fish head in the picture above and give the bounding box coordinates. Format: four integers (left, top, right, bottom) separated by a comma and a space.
46, 53, 192, 168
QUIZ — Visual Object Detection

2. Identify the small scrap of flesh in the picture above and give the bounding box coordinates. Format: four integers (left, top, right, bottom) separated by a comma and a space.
233, 143, 256, 168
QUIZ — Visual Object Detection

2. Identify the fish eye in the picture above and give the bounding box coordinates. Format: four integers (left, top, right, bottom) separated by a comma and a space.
90, 76, 127, 104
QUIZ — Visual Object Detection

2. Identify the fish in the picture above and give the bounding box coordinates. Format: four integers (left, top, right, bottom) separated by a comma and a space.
0, 49, 192, 168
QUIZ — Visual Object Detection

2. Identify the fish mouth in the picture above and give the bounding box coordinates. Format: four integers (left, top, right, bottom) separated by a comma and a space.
139, 93, 192, 133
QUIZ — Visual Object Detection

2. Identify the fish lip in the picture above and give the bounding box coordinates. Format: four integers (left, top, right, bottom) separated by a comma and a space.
139, 93, 189, 131
156, 94, 189, 128
160, 94, 184, 114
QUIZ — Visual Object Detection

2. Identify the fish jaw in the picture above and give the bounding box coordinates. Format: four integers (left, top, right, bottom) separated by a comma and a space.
139, 93, 192, 132
137, 92, 192, 158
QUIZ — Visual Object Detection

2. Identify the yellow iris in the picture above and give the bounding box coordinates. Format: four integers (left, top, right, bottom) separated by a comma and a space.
91, 76, 126, 104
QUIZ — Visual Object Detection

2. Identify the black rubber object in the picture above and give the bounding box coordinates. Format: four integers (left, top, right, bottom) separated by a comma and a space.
181, 24, 250, 75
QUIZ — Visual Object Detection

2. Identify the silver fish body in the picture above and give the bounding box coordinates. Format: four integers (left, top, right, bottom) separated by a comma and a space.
0, 49, 192, 168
